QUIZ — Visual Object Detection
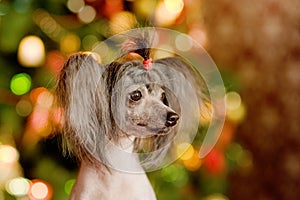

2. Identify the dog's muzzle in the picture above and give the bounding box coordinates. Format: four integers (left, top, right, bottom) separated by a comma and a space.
165, 112, 179, 127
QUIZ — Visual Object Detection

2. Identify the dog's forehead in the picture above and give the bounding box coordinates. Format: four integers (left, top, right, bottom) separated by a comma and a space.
123, 63, 170, 83
114, 62, 183, 96
146, 83, 163, 94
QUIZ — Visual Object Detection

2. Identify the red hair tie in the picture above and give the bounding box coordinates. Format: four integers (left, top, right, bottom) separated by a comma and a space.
143, 58, 152, 70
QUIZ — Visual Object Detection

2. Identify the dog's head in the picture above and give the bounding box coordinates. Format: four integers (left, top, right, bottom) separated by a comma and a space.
56, 33, 206, 170
108, 61, 181, 140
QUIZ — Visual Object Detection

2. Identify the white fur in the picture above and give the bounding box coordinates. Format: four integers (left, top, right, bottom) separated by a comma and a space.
70, 137, 156, 200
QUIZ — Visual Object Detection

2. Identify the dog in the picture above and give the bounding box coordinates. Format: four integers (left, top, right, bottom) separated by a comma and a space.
56, 31, 205, 199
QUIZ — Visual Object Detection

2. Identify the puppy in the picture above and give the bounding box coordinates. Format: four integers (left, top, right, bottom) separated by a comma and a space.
56, 32, 203, 199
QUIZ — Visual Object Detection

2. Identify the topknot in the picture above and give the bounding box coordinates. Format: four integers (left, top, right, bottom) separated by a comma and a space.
121, 29, 153, 61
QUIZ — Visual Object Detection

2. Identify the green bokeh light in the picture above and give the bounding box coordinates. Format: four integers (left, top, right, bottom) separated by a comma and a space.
10, 73, 32, 95
64, 179, 76, 195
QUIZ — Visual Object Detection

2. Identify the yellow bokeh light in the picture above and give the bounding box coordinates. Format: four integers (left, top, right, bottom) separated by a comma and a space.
60, 33, 81, 54
203, 193, 229, 200
18, 35, 45, 67
110, 11, 137, 35
177, 143, 194, 161
183, 150, 202, 171
164, 0, 184, 14
226, 91, 242, 111
0, 145, 19, 164
226, 91, 246, 123
227, 102, 246, 123
133, 0, 157, 17
155, 0, 183, 27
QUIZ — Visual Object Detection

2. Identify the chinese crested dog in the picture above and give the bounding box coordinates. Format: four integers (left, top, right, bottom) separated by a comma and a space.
56, 30, 206, 200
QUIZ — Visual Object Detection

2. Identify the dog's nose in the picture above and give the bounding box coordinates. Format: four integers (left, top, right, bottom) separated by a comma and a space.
166, 112, 179, 127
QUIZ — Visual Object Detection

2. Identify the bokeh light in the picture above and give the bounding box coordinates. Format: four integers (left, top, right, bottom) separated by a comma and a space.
36, 90, 54, 109
82, 35, 99, 50
60, 33, 81, 54
30, 107, 51, 136
29, 180, 52, 200
164, 0, 184, 14
226, 91, 246, 123
5, 177, 30, 197
161, 164, 189, 187
18, 35, 45, 67
177, 143, 194, 161
77, 5, 97, 24
237, 150, 253, 169
154, 0, 184, 27
64, 179, 76, 195
32, 9, 64, 42
175, 34, 194, 52
203, 193, 229, 200
30, 87, 48, 104
189, 26, 207, 47
0, 145, 19, 164
77, 5, 96, 23
10, 73, 32, 95
110, 11, 137, 35
45, 51, 65, 75
183, 150, 202, 171
16, 99, 33, 117
227, 102, 246, 123
203, 149, 226, 175
226, 92, 241, 111
133, 0, 156, 17
67, 0, 85, 13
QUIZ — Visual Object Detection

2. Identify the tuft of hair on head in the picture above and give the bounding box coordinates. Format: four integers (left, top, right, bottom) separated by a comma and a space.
121, 28, 154, 61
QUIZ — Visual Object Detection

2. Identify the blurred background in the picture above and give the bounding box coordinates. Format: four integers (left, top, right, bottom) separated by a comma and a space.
0, 0, 299, 199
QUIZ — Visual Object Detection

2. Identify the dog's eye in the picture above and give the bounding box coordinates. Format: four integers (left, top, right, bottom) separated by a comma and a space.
130, 90, 142, 101
161, 92, 169, 106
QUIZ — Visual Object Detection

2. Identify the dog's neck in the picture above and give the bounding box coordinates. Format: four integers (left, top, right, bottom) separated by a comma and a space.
70, 136, 157, 200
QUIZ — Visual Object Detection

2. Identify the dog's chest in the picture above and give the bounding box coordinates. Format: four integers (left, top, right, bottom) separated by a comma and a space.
107, 172, 156, 200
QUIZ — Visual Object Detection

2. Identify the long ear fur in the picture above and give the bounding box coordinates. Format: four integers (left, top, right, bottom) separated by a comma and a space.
56, 53, 109, 164
155, 57, 210, 104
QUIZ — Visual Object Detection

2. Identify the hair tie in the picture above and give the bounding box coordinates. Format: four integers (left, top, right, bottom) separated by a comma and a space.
143, 58, 152, 70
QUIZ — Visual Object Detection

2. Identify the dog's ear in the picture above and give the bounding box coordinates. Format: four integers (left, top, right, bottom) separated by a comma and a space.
155, 57, 211, 121
56, 53, 108, 164
155, 57, 210, 103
